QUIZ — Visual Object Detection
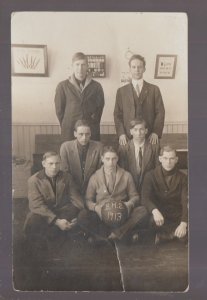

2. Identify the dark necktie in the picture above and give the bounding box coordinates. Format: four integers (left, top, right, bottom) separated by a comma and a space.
139, 147, 143, 170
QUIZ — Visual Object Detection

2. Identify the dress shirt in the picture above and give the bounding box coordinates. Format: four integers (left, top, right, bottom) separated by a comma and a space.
132, 78, 144, 95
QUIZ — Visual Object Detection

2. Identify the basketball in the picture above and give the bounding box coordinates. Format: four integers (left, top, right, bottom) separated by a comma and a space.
101, 200, 128, 228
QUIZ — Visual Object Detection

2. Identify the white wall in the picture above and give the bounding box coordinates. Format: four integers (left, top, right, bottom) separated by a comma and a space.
11, 12, 188, 124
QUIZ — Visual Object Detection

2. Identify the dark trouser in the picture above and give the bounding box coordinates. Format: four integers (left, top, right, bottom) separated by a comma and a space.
24, 203, 80, 239
23, 203, 80, 265
149, 215, 188, 241
78, 206, 148, 240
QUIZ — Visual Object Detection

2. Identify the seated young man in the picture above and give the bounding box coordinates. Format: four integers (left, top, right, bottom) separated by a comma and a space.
60, 119, 103, 195
78, 146, 147, 243
24, 152, 84, 260
141, 145, 188, 244
118, 118, 160, 193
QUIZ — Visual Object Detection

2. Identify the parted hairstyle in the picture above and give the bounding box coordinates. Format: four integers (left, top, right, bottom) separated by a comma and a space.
128, 54, 146, 68
101, 145, 118, 157
42, 151, 60, 161
130, 117, 147, 129
160, 145, 177, 156
74, 119, 91, 131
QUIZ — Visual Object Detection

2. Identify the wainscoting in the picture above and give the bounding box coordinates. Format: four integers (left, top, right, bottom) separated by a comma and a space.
12, 122, 188, 161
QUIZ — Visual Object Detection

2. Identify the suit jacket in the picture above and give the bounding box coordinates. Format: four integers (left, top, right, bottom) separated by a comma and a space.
141, 165, 188, 223
114, 81, 165, 139
86, 165, 140, 211
27, 170, 84, 224
118, 140, 160, 192
60, 140, 103, 194
54, 74, 105, 142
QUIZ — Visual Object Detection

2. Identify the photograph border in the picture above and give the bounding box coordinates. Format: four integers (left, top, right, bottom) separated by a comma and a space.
1, 0, 207, 299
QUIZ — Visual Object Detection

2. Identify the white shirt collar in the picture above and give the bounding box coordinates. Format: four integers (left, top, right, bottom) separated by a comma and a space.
132, 78, 144, 90
133, 140, 145, 150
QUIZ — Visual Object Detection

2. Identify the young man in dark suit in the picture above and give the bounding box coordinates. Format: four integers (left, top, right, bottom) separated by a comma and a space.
114, 54, 165, 146
60, 119, 103, 195
142, 145, 188, 244
118, 118, 160, 194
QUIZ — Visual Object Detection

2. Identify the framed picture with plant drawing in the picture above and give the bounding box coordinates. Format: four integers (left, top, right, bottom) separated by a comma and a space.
11, 44, 48, 77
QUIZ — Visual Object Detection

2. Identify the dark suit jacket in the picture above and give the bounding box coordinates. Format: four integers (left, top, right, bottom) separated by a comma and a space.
118, 140, 160, 192
54, 74, 105, 142
26, 170, 84, 224
60, 140, 103, 194
86, 166, 140, 211
141, 165, 188, 223
114, 81, 165, 139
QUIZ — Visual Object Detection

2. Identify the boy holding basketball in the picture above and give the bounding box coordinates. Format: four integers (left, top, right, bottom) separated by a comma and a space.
77, 146, 147, 244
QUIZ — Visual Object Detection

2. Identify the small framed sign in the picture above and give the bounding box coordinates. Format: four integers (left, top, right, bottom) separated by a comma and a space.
154, 54, 177, 79
11, 44, 48, 77
87, 55, 106, 78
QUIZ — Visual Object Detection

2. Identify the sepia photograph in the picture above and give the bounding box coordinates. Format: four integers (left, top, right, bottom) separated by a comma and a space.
11, 11, 188, 292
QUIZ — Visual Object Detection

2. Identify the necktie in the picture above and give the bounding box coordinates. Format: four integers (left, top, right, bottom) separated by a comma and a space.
136, 147, 142, 174
135, 83, 140, 97
139, 147, 143, 170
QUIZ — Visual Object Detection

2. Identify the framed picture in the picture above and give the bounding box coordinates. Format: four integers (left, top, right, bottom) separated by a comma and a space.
11, 44, 48, 77
154, 54, 177, 79
87, 55, 106, 77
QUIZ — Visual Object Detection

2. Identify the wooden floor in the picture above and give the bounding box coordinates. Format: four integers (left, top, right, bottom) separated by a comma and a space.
13, 198, 188, 292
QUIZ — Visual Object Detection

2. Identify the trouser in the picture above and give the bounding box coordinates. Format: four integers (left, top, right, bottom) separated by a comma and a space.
78, 206, 148, 240
149, 215, 188, 241
23, 203, 80, 264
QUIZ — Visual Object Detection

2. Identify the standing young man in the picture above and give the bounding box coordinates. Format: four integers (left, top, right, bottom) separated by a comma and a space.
114, 54, 165, 146
55, 52, 105, 142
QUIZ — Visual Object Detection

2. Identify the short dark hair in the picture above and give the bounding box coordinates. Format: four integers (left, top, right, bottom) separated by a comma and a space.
72, 52, 88, 64
74, 119, 91, 131
128, 54, 146, 67
160, 145, 177, 156
42, 151, 60, 161
130, 118, 147, 129
102, 145, 118, 157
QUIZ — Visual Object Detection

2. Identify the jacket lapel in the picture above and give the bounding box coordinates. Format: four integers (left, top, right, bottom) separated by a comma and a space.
112, 166, 124, 194
128, 140, 138, 179
55, 172, 66, 205
72, 140, 83, 184
84, 142, 96, 179
154, 165, 169, 192
139, 81, 148, 104
126, 83, 136, 118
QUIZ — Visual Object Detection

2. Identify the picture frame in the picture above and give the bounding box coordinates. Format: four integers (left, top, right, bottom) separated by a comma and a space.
154, 54, 177, 79
87, 54, 106, 78
11, 44, 48, 77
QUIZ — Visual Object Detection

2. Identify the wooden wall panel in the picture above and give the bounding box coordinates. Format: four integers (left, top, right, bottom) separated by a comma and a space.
12, 122, 188, 161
